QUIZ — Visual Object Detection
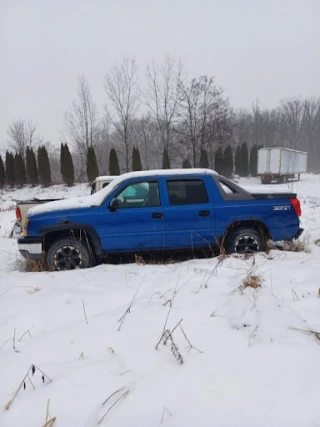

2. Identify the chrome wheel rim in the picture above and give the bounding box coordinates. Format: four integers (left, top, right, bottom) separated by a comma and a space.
234, 235, 260, 253
53, 245, 82, 270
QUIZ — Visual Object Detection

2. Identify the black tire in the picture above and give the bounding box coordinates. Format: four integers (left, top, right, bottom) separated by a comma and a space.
46, 237, 91, 271
224, 228, 265, 254
261, 178, 271, 184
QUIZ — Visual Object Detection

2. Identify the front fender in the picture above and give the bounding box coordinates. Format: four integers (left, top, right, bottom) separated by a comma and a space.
38, 223, 102, 257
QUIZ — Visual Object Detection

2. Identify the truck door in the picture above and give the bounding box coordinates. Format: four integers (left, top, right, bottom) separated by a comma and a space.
164, 178, 216, 250
98, 179, 166, 252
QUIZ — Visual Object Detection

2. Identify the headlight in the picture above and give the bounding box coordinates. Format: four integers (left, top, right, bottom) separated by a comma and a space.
23, 219, 29, 237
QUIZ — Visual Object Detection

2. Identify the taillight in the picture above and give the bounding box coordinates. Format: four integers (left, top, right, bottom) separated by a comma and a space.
290, 198, 301, 217
16, 207, 22, 222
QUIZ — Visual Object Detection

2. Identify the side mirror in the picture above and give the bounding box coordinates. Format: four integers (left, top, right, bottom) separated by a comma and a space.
109, 198, 120, 211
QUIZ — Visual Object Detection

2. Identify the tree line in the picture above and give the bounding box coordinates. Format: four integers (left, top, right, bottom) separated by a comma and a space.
0, 139, 258, 189
2, 55, 319, 188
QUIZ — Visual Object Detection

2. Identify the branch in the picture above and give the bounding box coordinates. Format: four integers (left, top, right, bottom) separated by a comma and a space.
179, 324, 203, 354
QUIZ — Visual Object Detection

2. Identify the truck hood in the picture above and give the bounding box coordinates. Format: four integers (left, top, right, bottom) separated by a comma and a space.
28, 194, 104, 216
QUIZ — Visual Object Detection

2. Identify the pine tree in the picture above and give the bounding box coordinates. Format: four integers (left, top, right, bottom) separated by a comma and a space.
182, 158, 191, 168
38, 146, 51, 186
214, 147, 223, 174
0, 155, 6, 188
86, 146, 99, 182
26, 147, 38, 186
235, 145, 242, 176
60, 143, 66, 182
223, 145, 234, 178
199, 148, 209, 168
14, 153, 26, 187
132, 146, 142, 171
14, 153, 21, 187
241, 142, 249, 177
6, 151, 15, 187
249, 144, 258, 177
162, 148, 171, 169
109, 148, 120, 175
64, 144, 75, 186
60, 143, 74, 186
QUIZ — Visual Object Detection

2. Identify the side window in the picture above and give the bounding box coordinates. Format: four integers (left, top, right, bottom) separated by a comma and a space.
167, 180, 208, 206
218, 180, 237, 195
116, 181, 160, 208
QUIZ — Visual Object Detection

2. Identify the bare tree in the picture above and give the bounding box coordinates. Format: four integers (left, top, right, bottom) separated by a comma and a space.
279, 98, 304, 148
63, 75, 98, 176
179, 75, 229, 167
145, 55, 184, 159
104, 57, 140, 172
132, 114, 161, 170
95, 117, 111, 174
7, 119, 39, 155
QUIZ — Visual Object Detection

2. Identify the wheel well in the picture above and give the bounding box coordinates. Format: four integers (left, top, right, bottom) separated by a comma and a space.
44, 229, 98, 259
223, 220, 270, 244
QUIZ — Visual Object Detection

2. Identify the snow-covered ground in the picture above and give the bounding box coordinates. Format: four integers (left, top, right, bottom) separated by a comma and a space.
0, 175, 319, 427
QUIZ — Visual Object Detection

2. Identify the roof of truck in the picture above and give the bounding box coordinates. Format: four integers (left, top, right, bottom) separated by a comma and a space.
94, 176, 118, 182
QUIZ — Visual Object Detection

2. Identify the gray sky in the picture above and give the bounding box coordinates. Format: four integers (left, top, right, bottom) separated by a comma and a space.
1, 0, 320, 149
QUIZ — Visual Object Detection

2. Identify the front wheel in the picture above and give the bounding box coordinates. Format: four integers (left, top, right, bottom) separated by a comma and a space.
224, 228, 265, 254
46, 237, 91, 271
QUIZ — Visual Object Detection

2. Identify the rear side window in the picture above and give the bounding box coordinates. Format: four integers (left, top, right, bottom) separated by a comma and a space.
167, 179, 208, 206
218, 180, 237, 195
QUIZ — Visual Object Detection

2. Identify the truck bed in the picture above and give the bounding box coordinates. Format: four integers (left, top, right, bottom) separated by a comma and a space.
251, 192, 297, 199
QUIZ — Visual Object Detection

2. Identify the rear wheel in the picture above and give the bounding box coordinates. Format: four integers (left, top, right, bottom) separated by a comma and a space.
46, 237, 91, 271
224, 228, 265, 254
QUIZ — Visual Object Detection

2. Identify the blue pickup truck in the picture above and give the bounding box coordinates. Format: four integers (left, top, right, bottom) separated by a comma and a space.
18, 169, 303, 270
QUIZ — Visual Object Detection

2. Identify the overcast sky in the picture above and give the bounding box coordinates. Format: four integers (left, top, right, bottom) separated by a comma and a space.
1, 0, 319, 149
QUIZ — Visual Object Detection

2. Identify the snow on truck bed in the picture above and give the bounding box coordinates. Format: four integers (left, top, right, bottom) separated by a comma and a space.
0, 174, 319, 427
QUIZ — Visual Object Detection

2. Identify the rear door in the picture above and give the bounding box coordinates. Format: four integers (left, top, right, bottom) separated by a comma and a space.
164, 178, 216, 250
98, 179, 166, 252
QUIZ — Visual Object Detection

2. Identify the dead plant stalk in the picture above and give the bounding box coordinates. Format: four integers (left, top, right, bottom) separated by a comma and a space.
5, 365, 52, 410
82, 298, 89, 324
117, 277, 144, 331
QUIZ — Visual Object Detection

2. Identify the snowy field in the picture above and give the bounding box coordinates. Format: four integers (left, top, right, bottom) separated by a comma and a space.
0, 175, 320, 427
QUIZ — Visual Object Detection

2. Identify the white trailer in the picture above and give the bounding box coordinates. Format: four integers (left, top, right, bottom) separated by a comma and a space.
257, 147, 308, 184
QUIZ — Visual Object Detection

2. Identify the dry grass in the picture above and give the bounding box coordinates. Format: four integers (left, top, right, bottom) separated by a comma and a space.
242, 273, 263, 289
0, 204, 15, 212
268, 235, 310, 253
25, 257, 52, 272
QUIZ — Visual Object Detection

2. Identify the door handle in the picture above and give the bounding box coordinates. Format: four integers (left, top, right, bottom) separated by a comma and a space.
152, 212, 164, 219
198, 210, 210, 216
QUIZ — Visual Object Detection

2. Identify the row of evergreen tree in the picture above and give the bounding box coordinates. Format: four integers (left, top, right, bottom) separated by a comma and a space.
0, 142, 259, 189
0, 146, 51, 189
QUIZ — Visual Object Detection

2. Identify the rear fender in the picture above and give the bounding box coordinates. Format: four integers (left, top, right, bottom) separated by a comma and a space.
222, 220, 270, 243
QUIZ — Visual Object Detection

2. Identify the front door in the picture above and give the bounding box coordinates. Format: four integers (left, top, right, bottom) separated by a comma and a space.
98, 180, 166, 252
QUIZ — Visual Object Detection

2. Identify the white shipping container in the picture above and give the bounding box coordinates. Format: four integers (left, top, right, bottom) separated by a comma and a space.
257, 147, 307, 181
